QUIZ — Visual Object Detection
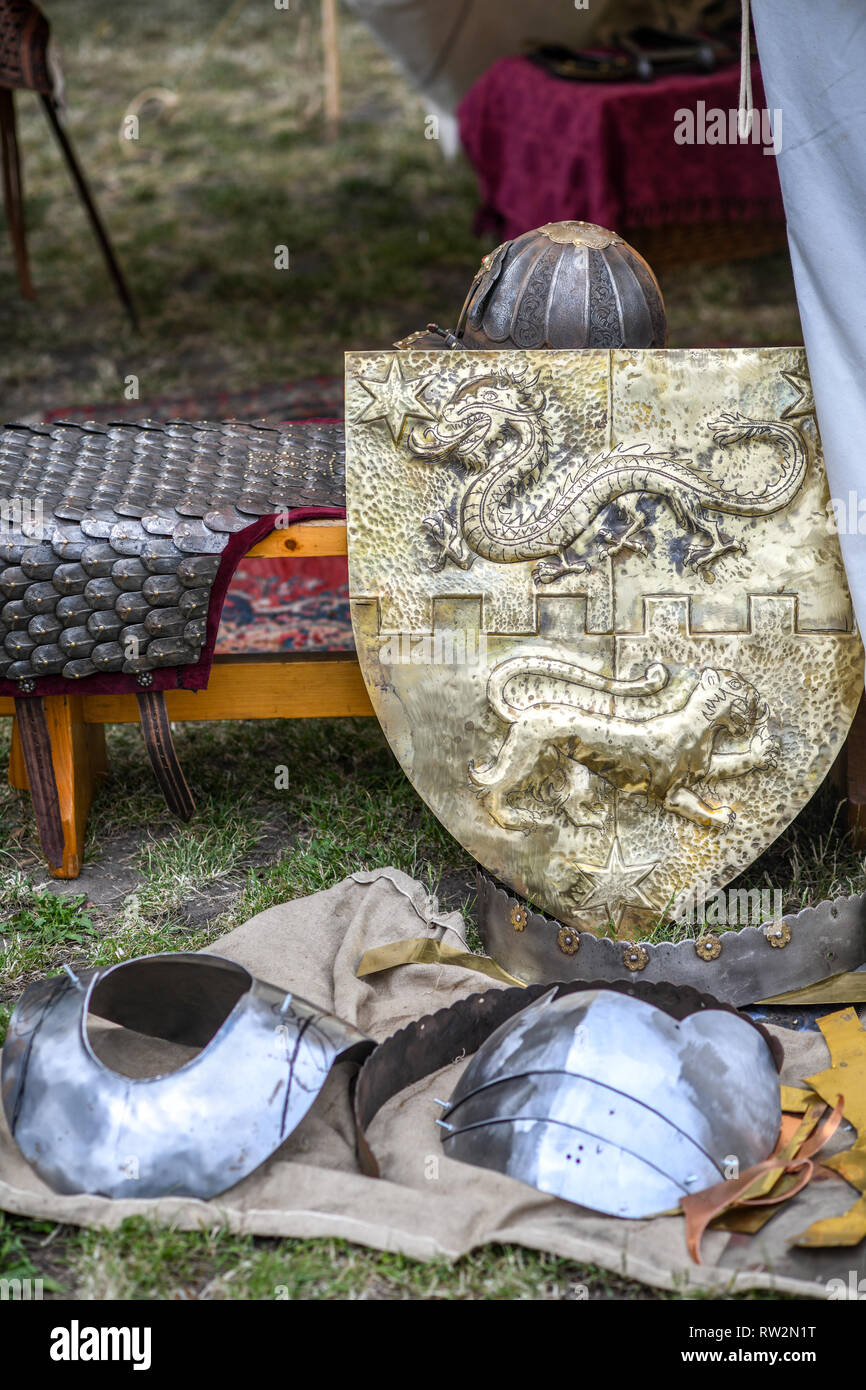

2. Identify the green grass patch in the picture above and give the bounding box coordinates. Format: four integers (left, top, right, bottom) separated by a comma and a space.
1, 1215, 801, 1301
0, 881, 97, 993
3, 889, 94, 942
0, 1215, 63, 1291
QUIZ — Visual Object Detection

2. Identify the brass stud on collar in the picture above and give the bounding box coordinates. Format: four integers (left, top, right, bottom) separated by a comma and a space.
764, 920, 792, 948
623, 943, 649, 972
510, 903, 529, 932
557, 924, 580, 956
695, 935, 722, 961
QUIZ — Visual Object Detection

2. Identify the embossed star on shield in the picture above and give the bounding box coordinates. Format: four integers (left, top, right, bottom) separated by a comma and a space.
346, 348, 862, 939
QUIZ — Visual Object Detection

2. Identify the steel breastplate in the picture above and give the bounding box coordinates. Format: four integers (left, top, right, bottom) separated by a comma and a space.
438, 988, 781, 1218
352, 980, 781, 1221
2, 953, 372, 1200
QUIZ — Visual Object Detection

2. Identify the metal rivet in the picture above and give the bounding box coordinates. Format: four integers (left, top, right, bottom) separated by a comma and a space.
764, 920, 792, 949
622, 943, 649, 972
510, 903, 528, 932
557, 925, 580, 956
695, 935, 722, 962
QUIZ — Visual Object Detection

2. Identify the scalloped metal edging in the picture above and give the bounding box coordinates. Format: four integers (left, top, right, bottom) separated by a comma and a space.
475, 872, 866, 1006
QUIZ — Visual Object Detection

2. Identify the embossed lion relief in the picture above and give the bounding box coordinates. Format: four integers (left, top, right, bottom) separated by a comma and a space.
470, 657, 780, 834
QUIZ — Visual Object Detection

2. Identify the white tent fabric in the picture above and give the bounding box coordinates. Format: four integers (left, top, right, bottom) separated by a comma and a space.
344, 0, 610, 115
345, 1, 728, 116
752, 0, 866, 656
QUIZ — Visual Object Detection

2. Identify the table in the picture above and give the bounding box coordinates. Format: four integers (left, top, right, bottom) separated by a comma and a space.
458, 56, 786, 268
0, 518, 373, 878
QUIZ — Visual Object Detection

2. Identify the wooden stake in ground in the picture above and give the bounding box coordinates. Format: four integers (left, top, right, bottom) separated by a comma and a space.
321, 0, 341, 140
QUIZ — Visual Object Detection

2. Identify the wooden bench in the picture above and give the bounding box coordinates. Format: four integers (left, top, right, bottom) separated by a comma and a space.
0, 519, 374, 878
3, 515, 864, 877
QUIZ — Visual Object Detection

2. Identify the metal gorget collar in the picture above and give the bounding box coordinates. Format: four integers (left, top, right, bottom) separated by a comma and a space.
2, 952, 372, 1200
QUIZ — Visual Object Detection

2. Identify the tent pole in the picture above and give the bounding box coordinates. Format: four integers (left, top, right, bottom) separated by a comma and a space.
321, 0, 341, 140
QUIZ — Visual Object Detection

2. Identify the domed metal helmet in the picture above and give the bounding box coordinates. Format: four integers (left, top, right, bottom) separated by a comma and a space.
456, 220, 667, 350
396, 221, 666, 353
437, 985, 781, 1219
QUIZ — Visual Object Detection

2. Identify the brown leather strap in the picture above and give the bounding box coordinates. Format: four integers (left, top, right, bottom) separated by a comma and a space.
136, 691, 195, 821
13, 696, 63, 867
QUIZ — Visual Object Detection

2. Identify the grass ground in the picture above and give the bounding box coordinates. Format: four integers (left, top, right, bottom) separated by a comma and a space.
0, 0, 843, 1301
2, 0, 801, 418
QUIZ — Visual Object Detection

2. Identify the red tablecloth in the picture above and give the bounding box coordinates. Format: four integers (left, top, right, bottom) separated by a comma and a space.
458, 56, 784, 241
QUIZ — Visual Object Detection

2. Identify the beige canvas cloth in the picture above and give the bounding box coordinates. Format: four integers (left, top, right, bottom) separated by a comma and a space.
0, 868, 860, 1297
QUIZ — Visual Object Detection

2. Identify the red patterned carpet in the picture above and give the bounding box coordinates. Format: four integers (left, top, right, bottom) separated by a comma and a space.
218, 555, 352, 654
47, 379, 352, 655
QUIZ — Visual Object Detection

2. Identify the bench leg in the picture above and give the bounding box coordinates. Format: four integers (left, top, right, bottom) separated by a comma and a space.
8, 714, 29, 789
847, 692, 866, 849
12, 696, 107, 878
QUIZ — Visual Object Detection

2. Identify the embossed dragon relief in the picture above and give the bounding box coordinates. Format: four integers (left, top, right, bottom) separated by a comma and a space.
406, 365, 809, 585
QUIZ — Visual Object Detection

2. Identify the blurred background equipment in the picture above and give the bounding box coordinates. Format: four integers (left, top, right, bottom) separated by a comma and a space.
343, 0, 608, 154
344, 0, 741, 145
0, 0, 135, 323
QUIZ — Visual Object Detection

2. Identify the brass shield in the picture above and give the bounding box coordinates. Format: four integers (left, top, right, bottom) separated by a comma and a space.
346, 348, 862, 938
